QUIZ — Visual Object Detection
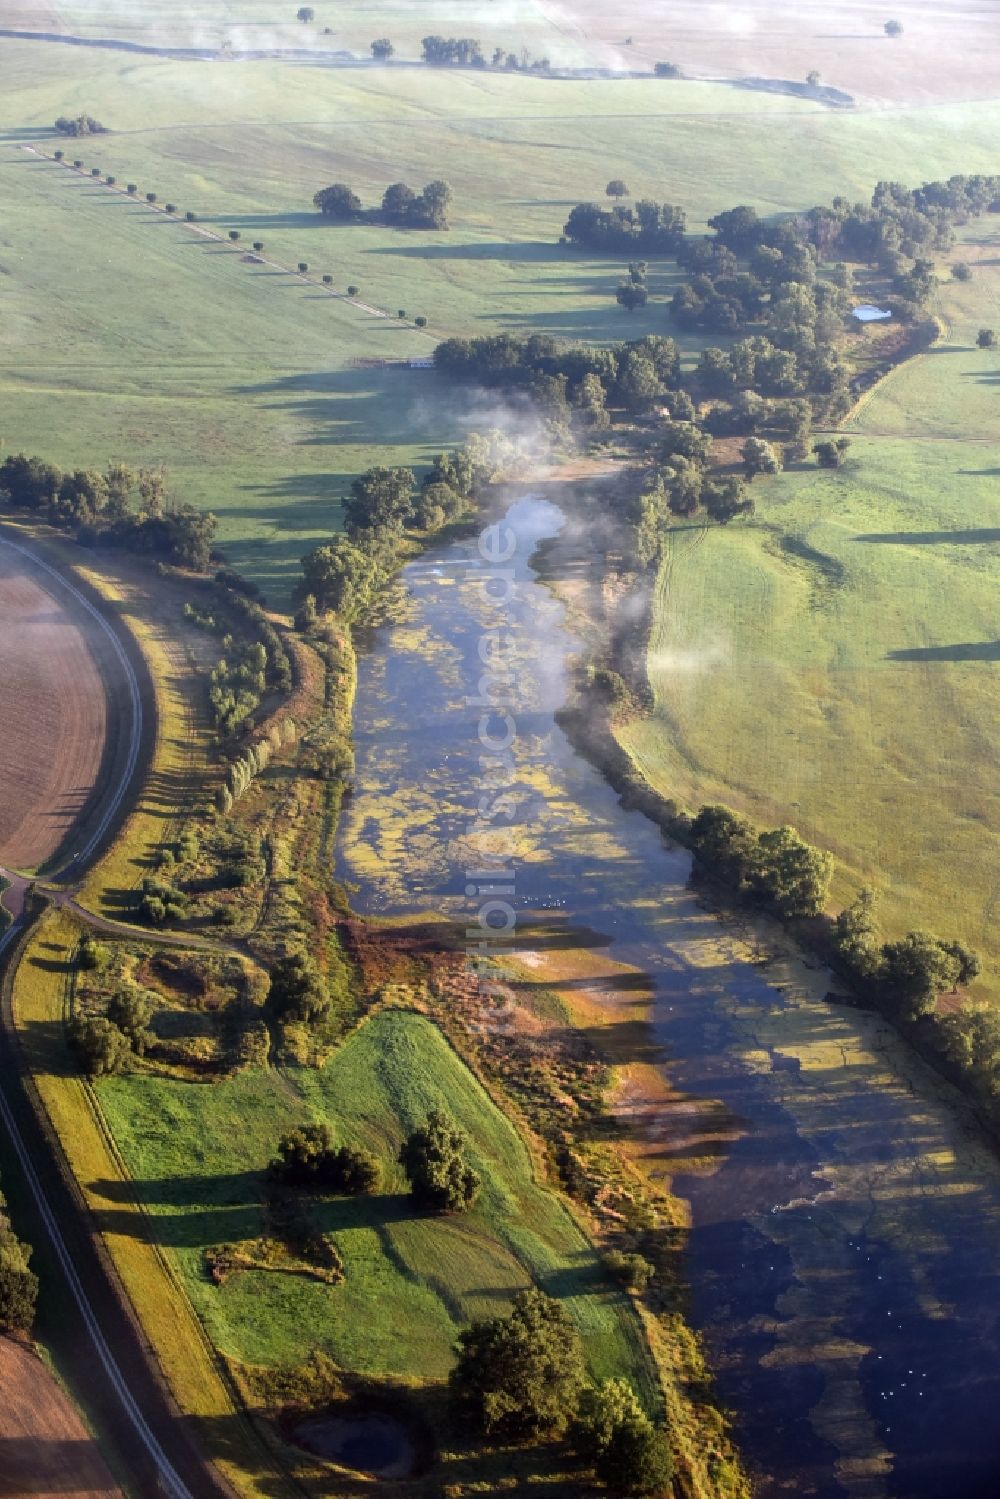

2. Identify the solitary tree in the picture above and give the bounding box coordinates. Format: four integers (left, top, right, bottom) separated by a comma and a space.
414, 314, 428, 327
884, 19, 904, 37
449, 1288, 587, 1436
399, 1108, 480, 1213
653, 61, 681, 78
298, 261, 309, 273
324, 274, 334, 285
952, 262, 972, 281
228, 229, 241, 242
806, 69, 821, 86
977, 327, 996, 348
347, 284, 359, 296
606, 178, 630, 201
146, 192, 157, 203
371, 38, 394, 60
297, 7, 315, 21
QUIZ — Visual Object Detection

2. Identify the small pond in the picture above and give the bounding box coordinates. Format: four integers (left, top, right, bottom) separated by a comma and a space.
852, 303, 892, 322
292, 1411, 416, 1478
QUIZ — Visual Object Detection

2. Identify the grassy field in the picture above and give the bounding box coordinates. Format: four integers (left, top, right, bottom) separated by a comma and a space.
620, 232, 1000, 999
2, 25, 1000, 600
96, 1005, 656, 1398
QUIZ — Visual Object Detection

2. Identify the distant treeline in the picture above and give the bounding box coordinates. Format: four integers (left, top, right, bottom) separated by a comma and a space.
0, 454, 217, 570
420, 35, 552, 71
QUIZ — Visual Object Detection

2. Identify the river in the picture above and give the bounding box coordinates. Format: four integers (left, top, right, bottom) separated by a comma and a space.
337, 495, 1000, 1498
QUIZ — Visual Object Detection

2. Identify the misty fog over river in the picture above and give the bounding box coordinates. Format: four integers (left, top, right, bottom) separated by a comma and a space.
337, 496, 1000, 1498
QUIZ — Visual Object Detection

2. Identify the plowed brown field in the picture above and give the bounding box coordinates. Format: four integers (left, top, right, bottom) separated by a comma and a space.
0, 1336, 120, 1497
0, 544, 106, 871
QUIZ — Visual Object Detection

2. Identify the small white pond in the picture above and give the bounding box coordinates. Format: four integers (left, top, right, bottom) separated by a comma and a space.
852, 304, 892, 322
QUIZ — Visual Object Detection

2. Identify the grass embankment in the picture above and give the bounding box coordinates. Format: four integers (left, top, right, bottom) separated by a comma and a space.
3, 33, 1000, 600
619, 239, 1000, 1002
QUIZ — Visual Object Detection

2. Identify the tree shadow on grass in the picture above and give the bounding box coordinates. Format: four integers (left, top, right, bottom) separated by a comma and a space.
87, 1180, 416, 1248
365, 240, 569, 265
856, 528, 1000, 544
886, 641, 1000, 662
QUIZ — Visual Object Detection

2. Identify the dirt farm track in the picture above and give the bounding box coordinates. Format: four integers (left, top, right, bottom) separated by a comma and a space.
0, 1335, 120, 1497
0, 537, 108, 872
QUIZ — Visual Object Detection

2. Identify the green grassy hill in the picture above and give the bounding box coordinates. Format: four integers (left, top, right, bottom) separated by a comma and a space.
97, 1007, 657, 1400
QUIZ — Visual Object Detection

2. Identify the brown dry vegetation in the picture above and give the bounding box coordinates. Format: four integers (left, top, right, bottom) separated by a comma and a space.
0, 1335, 120, 1499
544, 0, 1000, 106
0, 541, 106, 871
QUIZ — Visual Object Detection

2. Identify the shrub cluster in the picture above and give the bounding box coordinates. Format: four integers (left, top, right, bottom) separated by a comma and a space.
313, 179, 452, 229
54, 113, 106, 136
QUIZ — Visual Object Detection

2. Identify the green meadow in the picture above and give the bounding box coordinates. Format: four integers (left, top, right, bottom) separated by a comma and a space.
97, 1007, 655, 1396
2, 29, 1000, 600
621, 235, 1000, 999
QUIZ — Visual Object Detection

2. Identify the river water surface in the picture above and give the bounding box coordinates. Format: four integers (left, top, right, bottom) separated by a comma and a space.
337, 497, 1000, 1497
